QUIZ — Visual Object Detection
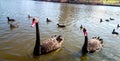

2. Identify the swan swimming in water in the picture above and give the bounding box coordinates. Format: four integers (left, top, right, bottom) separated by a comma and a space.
82, 28, 103, 54
31, 18, 64, 56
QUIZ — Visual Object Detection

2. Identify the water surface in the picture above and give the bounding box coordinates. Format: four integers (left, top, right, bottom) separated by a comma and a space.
0, 0, 120, 61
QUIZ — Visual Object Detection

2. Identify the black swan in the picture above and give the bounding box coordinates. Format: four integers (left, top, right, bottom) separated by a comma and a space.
31, 18, 64, 56
57, 23, 66, 27
112, 29, 119, 35
82, 28, 103, 54
46, 18, 52, 22
7, 17, 15, 21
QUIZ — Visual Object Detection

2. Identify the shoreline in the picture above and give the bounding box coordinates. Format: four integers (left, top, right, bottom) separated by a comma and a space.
74, 2, 120, 7
35, 0, 120, 7
54, 1, 120, 7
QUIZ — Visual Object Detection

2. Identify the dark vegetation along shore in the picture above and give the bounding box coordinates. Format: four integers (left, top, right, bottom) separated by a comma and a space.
34, 0, 120, 7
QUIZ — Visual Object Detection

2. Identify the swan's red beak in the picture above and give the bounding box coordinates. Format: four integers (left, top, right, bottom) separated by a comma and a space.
84, 31, 87, 36
83, 28, 87, 36
31, 19, 36, 27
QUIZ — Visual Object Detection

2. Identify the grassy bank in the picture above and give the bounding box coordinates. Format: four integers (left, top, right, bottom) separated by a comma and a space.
34, 0, 120, 7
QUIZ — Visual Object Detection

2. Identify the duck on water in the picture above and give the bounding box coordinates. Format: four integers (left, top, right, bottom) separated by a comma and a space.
57, 23, 66, 28
7, 17, 15, 21
82, 28, 103, 54
112, 29, 119, 35
31, 18, 64, 56
46, 18, 52, 22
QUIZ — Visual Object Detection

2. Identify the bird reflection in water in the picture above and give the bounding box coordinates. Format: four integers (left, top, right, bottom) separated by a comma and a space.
9, 23, 19, 30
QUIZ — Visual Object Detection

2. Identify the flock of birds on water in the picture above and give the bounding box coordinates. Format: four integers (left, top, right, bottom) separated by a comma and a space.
6, 15, 120, 56
100, 17, 120, 35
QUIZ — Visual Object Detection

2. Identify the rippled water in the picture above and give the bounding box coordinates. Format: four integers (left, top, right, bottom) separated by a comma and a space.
0, 0, 120, 61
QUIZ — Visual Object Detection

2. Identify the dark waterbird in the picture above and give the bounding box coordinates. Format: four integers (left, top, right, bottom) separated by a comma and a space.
57, 23, 66, 28
112, 29, 119, 35
100, 18, 103, 23
109, 17, 114, 20
117, 24, 120, 29
80, 25, 83, 30
7, 17, 15, 21
31, 18, 64, 56
28, 15, 32, 18
105, 19, 109, 22
82, 28, 103, 54
46, 18, 52, 22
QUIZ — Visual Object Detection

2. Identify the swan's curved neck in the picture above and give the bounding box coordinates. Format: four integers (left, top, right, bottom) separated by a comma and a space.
36, 23, 40, 44
33, 22, 40, 56
82, 32, 88, 54
7, 17, 10, 20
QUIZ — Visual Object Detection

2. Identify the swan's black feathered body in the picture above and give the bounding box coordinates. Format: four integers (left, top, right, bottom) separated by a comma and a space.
82, 28, 103, 54
40, 35, 64, 54
32, 18, 64, 56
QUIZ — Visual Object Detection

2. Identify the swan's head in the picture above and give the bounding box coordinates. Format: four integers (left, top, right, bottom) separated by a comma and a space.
83, 28, 87, 36
7, 17, 9, 19
31, 17, 39, 27
57, 23, 59, 25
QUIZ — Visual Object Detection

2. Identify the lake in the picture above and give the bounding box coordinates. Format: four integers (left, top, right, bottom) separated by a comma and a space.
0, 0, 120, 61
